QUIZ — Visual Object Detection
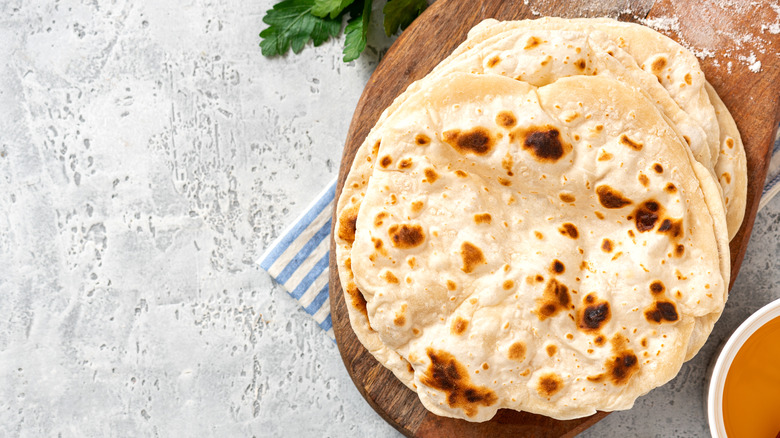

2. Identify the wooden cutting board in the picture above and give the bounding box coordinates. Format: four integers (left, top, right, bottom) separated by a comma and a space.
329, 1, 780, 436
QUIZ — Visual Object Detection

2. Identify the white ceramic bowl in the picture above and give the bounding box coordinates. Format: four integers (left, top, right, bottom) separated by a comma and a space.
707, 298, 780, 437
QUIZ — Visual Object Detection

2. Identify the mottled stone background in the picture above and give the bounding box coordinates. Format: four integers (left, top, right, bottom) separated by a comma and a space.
0, 0, 777, 436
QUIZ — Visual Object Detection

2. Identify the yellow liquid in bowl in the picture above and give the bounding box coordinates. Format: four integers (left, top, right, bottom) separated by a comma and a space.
723, 316, 780, 437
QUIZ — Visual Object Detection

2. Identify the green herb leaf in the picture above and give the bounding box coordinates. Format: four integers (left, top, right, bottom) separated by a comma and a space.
342, 0, 372, 62
311, 0, 355, 19
260, 0, 342, 56
382, 0, 427, 37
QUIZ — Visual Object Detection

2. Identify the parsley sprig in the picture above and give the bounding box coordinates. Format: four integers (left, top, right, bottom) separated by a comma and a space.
259, 0, 428, 62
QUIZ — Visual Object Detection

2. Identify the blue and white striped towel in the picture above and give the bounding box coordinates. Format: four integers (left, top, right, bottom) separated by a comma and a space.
259, 132, 780, 340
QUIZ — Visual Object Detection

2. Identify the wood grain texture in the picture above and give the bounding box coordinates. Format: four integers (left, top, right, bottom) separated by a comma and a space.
329, 0, 780, 436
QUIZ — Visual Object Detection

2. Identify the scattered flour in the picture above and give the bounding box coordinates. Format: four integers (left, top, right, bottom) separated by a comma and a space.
639, 16, 680, 33
739, 52, 763, 73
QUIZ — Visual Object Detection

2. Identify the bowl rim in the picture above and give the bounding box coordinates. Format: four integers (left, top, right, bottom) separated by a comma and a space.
707, 298, 780, 437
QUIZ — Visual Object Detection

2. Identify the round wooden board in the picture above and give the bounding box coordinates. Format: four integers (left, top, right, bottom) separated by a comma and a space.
329, 1, 780, 436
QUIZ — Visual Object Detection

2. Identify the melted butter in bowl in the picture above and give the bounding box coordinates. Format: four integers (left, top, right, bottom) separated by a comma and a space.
708, 299, 780, 437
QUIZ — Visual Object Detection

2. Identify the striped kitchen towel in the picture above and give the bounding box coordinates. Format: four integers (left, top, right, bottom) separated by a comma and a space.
259, 132, 780, 340
259, 179, 337, 339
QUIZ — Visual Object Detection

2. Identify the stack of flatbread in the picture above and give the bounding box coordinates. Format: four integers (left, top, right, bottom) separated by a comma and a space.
335, 17, 746, 422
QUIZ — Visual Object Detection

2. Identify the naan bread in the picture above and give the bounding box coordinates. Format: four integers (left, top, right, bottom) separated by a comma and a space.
334, 18, 740, 422
345, 73, 727, 421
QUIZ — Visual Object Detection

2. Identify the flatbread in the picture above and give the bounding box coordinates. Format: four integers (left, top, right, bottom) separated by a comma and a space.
345, 73, 727, 421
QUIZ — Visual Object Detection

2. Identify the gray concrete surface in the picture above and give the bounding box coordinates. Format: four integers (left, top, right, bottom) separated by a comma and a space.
1, 0, 778, 436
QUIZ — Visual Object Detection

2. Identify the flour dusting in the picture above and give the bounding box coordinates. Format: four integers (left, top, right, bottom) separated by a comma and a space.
623, 1, 780, 74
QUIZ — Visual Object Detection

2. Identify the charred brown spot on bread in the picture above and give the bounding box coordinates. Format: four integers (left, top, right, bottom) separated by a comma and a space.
388, 223, 425, 248
595, 211, 605, 220
421, 349, 498, 417
684, 73, 692, 85
380, 155, 392, 168
382, 270, 399, 284
346, 282, 370, 324
414, 133, 430, 146
653, 163, 663, 173
461, 242, 486, 273
496, 111, 517, 128
657, 217, 683, 238
502, 153, 514, 176
594, 335, 606, 346
338, 205, 360, 244
574, 59, 587, 70
559, 192, 575, 203
398, 158, 413, 169
721, 173, 731, 184
406, 360, 414, 373
443, 127, 495, 155
645, 301, 679, 323
394, 305, 406, 326
674, 244, 685, 257
559, 223, 579, 239
726, 138, 734, 148
551, 259, 565, 274
424, 168, 439, 183
508, 342, 526, 361
410, 201, 424, 214
665, 183, 677, 193
487, 55, 501, 67
498, 177, 512, 186
474, 213, 492, 225
638, 173, 649, 187
407, 257, 417, 268
587, 374, 605, 383
503, 280, 515, 290
620, 134, 643, 151
578, 300, 611, 332
601, 238, 613, 252
451, 317, 469, 335
536, 278, 571, 320
650, 281, 665, 295
633, 200, 661, 232
596, 185, 633, 209
538, 373, 563, 398
535, 231, 544, 240
455, 170, 468, 178
372, 238, 388, 256
607, 350, 639, 385
598, 150, 613, 161
546, 344, 558, 356
525, 36, 541, 49
651, 56, 667, 74
640, 338, 648, 348
372, 140, 381, 157
446, 280, 457, 291
511, 126, 570, 163
374, 211, 388, 227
